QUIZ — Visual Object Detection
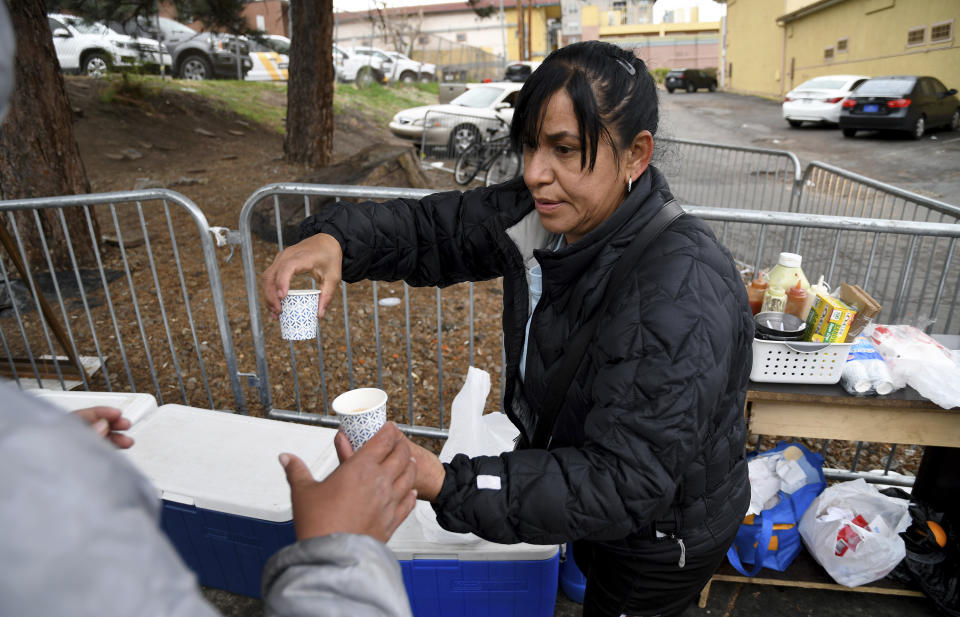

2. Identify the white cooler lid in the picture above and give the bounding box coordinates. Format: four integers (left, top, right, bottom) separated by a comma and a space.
123, 404, 340, 522
387, 512, 559, 562
32, 390, 158, 426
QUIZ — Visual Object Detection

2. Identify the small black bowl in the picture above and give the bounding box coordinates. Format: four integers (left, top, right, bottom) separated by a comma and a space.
754, 312, 807, 341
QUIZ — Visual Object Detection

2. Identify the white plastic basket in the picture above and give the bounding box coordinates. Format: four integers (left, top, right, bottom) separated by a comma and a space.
750, 339, 853, 384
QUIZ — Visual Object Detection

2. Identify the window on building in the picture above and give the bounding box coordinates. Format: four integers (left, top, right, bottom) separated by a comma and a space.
907, 27, 925, 46
823, 47, 834, 60
836, 37, 848, 52
456, 33, 466, 42
931, 20, 953, 43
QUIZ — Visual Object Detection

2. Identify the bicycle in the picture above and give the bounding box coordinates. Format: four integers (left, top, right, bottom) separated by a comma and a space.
454, 120, 522, 186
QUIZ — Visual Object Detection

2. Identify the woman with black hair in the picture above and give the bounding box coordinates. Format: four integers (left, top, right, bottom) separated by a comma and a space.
262, 40, 753, 616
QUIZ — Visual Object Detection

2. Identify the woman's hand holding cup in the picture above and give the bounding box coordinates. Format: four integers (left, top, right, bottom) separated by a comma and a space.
261, 232, 343, 320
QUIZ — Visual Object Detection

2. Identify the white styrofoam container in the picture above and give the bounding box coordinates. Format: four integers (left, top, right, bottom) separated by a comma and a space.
123, 404, 340, 522
750, 339, 854, 384
31, 390, 158, 426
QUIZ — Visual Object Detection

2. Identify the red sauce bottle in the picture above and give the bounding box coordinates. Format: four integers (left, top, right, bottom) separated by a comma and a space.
784, 281, 810, 321
746, 276, 768, 316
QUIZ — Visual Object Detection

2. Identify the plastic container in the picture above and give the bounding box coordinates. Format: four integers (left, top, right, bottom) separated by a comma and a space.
760, 285, 787, 314
122, 404, 341, 597
755, 312, 807, 342
784, 282, 810, 322
558, 543, 586, 603
750, 339, 854, 384
766, 252, 810, 293
388, 515, 559, 617
746, 277, 769, 316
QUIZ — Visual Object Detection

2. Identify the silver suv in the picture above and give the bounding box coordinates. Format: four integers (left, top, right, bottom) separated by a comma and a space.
49, 13, 170, 77
111, 16, 251, 80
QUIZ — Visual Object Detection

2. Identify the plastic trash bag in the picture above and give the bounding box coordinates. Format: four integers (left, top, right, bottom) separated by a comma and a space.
865, 323, 960, 409
413, 366, 519, 543
799, 479, 911, 587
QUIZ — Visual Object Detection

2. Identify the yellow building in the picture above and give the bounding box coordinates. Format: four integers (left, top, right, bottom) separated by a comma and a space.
721, 0, 960, 99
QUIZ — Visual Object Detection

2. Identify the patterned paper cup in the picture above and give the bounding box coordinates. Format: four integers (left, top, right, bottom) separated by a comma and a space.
332, 388, 388, 451
279, 290, 321, 340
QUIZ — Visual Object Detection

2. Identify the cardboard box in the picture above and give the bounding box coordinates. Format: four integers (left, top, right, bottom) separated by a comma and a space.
839, 283, 882, 342
805, 292, 857, 343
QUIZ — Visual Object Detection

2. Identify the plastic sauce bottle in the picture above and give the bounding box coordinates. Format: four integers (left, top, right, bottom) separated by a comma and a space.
766, 252, 810, 295
746, 276, 769, 316
802, 275, 830, 322
784, 282, 810, 321
760, 285, 787, 313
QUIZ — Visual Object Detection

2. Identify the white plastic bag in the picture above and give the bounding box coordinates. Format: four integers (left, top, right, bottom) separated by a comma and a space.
799, 479, 910, 587
865, 323, 960, 409
413, 366, 519, 543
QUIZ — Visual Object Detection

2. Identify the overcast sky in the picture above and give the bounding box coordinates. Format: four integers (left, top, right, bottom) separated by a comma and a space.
333, 0, 724, 20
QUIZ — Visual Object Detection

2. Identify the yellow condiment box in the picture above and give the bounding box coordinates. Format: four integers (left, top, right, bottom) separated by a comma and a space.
804, 292, 857, 343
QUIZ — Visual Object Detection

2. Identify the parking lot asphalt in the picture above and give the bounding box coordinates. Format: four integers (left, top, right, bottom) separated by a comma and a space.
657, 89, 960, 205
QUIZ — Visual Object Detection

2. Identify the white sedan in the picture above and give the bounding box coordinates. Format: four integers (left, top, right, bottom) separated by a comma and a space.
389, 82, 522, 155
783, 75, 870, 127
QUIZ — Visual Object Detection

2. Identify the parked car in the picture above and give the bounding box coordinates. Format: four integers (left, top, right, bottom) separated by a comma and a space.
48, 13, 171, 77
665, 68, 717, 93
839, 75, 960, 140
348, 47, 395, 82
333, 45, 387, 87
503, 61, 541, 82
111, 16, 251, 80
246, 34, 288, 81
385, 50, 436, 83
389, 82, 523, 154
782, 74, 870, 127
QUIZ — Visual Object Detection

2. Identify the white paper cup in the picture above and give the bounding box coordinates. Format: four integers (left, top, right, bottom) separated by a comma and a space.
279, 290, 321, 340
332, 388, 388, 451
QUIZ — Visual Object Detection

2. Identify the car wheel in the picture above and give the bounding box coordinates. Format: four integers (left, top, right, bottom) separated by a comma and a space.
355, 66, 376, 88
82, 52, 110, 78
950, 109, 960, 131
448, 124, 480, 157
708, 82, 716, 92
419, 73, 434, 83
180, 53, 213, 80
399, 71, 417, 84
842, 128, 857, 138
787, 119, 803, 128
910, 115, 925, 140
686, 83, 695, 93
667, 87, 675, 94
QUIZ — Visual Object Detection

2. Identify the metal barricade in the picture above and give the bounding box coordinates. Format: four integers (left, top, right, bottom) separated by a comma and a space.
418, 109, 511, 173
0, 190, 245, 412
238, 184, 504, 439
657, 137, 804, 276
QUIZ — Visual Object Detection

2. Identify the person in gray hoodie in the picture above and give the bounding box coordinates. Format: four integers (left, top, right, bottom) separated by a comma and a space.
0, 5, 415, 614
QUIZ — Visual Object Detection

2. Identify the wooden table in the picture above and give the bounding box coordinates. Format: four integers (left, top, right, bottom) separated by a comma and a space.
702, 336, 960, 606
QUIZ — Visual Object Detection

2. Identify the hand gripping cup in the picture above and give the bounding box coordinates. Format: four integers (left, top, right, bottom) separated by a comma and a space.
332, 388, 388, 451
279, 290, 322, 340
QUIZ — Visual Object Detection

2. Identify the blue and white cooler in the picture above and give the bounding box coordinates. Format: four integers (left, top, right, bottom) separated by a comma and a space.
121, 404, 341, 598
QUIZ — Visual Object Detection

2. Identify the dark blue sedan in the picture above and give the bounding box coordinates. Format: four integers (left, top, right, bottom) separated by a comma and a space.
839, 75, 959, 140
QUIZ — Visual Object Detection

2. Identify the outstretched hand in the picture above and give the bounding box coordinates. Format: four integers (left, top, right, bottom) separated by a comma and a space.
72, 406, 134, 449
261, 233, 343, 320
280, 422, 417, 544
336, 430, 446, 504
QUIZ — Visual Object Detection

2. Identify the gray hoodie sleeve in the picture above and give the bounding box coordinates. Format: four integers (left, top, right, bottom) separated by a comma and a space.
0, 386, 221, 617
262, 534, 413, 617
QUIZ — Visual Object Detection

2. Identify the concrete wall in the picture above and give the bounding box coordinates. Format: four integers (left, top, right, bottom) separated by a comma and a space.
725, 0, 960, 99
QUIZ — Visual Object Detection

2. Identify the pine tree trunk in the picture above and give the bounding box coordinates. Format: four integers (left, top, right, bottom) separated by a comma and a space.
0, 0, 96, 270
284, 0, 335, 167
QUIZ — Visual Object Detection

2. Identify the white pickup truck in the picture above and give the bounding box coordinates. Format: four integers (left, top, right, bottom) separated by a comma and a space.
333, 45, 387, 87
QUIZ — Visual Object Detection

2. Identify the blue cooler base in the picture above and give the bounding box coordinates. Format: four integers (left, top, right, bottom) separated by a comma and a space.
559, 543, 586, 603
399, 554, 559, 617
161, 501, 295, 598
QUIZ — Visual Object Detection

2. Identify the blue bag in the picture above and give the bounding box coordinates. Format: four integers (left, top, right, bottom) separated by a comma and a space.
726, 441, 827, 576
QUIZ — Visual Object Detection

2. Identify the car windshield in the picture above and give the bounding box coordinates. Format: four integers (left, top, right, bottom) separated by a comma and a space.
451, 86, 506, 108
158, 17, 197, 36
797, 77, 847, 90
667, 71, 684, 77
856, 78, 915, 96
266, 38, 289, 54
63, 17, 108, 35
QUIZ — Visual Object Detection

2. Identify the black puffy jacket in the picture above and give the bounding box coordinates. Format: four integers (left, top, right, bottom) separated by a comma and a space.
301, 166, 752, 552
